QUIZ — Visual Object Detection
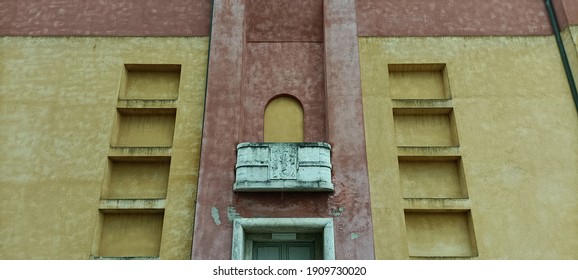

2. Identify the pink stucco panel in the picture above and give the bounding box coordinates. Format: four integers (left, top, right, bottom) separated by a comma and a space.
246, 0, 323, 42
324, 0, 375, 260
356, 0, 553, 36
553, 0, 578, 29
242, 42, 326, 142
0, 0, 211, 36
191, 0, 244, 260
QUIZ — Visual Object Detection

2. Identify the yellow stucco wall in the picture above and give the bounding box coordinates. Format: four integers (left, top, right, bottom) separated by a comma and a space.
0, 37, 208, 259
360, 36, 578, 259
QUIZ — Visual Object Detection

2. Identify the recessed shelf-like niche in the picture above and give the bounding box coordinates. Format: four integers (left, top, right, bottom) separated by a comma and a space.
120, 64, 181, 100
399, 156, 467, 199
404, 210, 477, 258
388, 64, 449, 100
97, 211, 164, 257
112, 108, 176, 147
102, 157, 171, 199
393, 108, 458, 147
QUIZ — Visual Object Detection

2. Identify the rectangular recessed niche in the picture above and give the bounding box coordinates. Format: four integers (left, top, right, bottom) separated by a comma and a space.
98, 212, 164, 257
112, 108, 176, 147
405, 211, 477, 258
399, 157, 467, 198
394, 109, 458, 147
102, 157, 171, 199
120, 64, 181, 100
389, 64, 449, 99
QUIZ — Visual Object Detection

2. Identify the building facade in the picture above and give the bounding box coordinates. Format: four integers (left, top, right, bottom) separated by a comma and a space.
1, 0, 577, 260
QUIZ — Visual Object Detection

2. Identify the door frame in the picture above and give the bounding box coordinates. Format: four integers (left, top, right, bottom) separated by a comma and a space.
231, 218, 335, 260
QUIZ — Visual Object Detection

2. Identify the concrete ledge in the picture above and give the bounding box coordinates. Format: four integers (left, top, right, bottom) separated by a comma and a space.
233, 180, 333, 192
234, 142, 333, 192
98, 199, 166, 211
89, 256, 159, 260
397, 146, 461, 159
108, 147, 172, 158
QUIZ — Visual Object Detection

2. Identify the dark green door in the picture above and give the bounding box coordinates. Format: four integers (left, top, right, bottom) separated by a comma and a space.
252, 242, 315, 260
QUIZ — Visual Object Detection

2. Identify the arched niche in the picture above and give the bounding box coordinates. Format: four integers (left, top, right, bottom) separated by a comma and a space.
264, 95, 304, 142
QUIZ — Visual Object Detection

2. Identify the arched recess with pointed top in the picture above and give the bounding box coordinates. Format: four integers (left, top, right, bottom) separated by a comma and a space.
264, 95, 304, 142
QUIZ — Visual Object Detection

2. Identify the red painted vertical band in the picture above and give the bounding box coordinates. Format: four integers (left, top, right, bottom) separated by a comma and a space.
324, 0, 375, 259
192, 0, 244, 259
193, 0, 374, 260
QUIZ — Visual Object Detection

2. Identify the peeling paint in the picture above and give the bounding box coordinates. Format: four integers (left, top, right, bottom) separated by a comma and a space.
350, 233, 359, 240
330, 206, 345, 217
211, 207, 221, 225
227, 206, 240, 222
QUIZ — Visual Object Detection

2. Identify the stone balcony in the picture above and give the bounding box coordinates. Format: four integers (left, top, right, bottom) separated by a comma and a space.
234, 142, 333, 192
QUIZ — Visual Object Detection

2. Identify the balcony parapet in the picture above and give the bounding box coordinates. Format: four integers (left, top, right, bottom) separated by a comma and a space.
234, 142, 333, 192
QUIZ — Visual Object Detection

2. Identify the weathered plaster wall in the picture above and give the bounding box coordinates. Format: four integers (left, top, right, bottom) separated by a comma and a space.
192, 0, 244, 259
0, 37, 208, 259
356, 0, 552, 36
323, 0, 374, 259
360, 36, 578, 259
4, 0, 576, 38
246, 0, 323, 42
193, 0, 374, 259
0, 0, 211, 36
242, 42, 326, 142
